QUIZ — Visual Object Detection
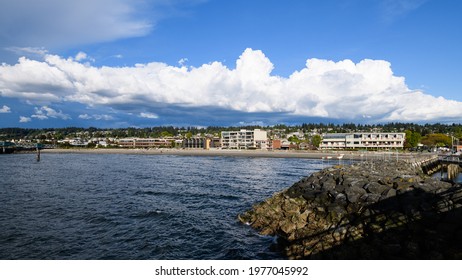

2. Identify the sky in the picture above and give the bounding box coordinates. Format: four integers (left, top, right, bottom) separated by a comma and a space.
0, 0, 461, 128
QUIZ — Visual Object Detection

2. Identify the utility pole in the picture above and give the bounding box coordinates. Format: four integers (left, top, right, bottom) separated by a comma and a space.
452, 135, 459, 153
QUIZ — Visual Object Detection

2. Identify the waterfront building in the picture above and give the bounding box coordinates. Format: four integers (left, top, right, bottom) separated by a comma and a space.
320, 132, 405, 149
69, 138, 88, 147
182, 137, 205, 149
117, 138, 174, 148
320, 134, 348, 149
182, 137, 220, 149
221, 129, 268, 149
271, 139, 282, 150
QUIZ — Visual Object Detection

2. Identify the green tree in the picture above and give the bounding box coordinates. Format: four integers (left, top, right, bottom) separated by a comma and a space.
311, 135, 322, 148
453, 127, 462, 140
87, 142, 97, 148
405, 130, 421, 148
421, 134, 452, 147
161, 131, 173, 138
288, 135, 300, 144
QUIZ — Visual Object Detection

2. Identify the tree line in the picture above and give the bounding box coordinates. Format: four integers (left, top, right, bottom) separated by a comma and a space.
1, 122, 461, 146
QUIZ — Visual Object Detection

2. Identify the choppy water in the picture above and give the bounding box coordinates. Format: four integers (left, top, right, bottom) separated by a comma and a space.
0, 153, 324, 259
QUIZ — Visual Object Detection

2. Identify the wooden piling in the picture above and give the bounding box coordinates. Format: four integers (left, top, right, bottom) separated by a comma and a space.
36, 146, 41, 162
447, 164, 459, 182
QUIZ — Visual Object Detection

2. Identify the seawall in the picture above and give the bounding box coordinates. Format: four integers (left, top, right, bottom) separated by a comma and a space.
239, 157, 462, 259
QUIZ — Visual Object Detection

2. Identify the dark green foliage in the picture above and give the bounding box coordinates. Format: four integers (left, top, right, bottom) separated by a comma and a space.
311, 135, 322, 148
405, 130, 422, 148
0, 122, 461, 143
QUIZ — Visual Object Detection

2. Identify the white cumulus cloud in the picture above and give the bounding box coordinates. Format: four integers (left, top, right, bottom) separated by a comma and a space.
140, 112, 159, 119
78, 114, 114, 120
31, 106, 71, 120
1, 48, 462, 123
75, 52, 90, 62
78, 114, 92, 120
0, 105, 11, 113
19, 116, 31, 123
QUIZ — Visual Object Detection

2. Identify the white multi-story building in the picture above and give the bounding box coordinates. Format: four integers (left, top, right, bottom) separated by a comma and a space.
221, 129, 268, 149
320, 134, 348, 149
320, 132, 405, 149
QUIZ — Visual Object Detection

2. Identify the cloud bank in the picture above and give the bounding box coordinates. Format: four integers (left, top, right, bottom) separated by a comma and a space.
0, 0, 152, 48
1, 48, 462, 125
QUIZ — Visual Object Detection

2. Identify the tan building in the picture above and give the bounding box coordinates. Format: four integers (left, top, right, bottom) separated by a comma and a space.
221, 129, 268, 149
118, 138, 174, 148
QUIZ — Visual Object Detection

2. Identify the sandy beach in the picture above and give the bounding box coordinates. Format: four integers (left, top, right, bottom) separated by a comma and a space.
40, 148, 429, 161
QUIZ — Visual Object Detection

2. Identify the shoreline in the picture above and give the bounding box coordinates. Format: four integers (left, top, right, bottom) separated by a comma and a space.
39, 148, 433, 160
239, 158, 461, 259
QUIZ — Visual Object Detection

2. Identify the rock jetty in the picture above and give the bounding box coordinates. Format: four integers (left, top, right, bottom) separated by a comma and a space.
239, 159, 462, 259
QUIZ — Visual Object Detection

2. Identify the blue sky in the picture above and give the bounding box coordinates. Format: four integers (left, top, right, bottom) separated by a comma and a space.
1, 0, 461, 128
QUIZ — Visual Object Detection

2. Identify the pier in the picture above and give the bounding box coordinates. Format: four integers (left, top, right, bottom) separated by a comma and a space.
439, 155, 462, 181
415, 154, 462, 182
0, 142, 55, 153
0, 141, 15, 154
439, 154, 462, 166
0, 142, 49, 161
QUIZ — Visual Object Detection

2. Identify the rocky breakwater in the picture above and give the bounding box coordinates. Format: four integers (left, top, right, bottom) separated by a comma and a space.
239, 159, 462, 259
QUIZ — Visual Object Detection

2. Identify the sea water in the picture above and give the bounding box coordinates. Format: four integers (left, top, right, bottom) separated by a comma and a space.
0, 153, 324, 259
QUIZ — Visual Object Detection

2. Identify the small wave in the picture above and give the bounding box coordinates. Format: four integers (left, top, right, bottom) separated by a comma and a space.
133, 190, 176, 197
221, 248, 248, 259
134, 190, 160, 196
217, 194, 240, 200
84, 215, 112, 224
130, 210, 166, 219
178, 191, 241, 201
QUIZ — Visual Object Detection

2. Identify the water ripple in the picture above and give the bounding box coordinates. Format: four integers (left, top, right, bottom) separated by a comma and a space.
0, 153, 323, 259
